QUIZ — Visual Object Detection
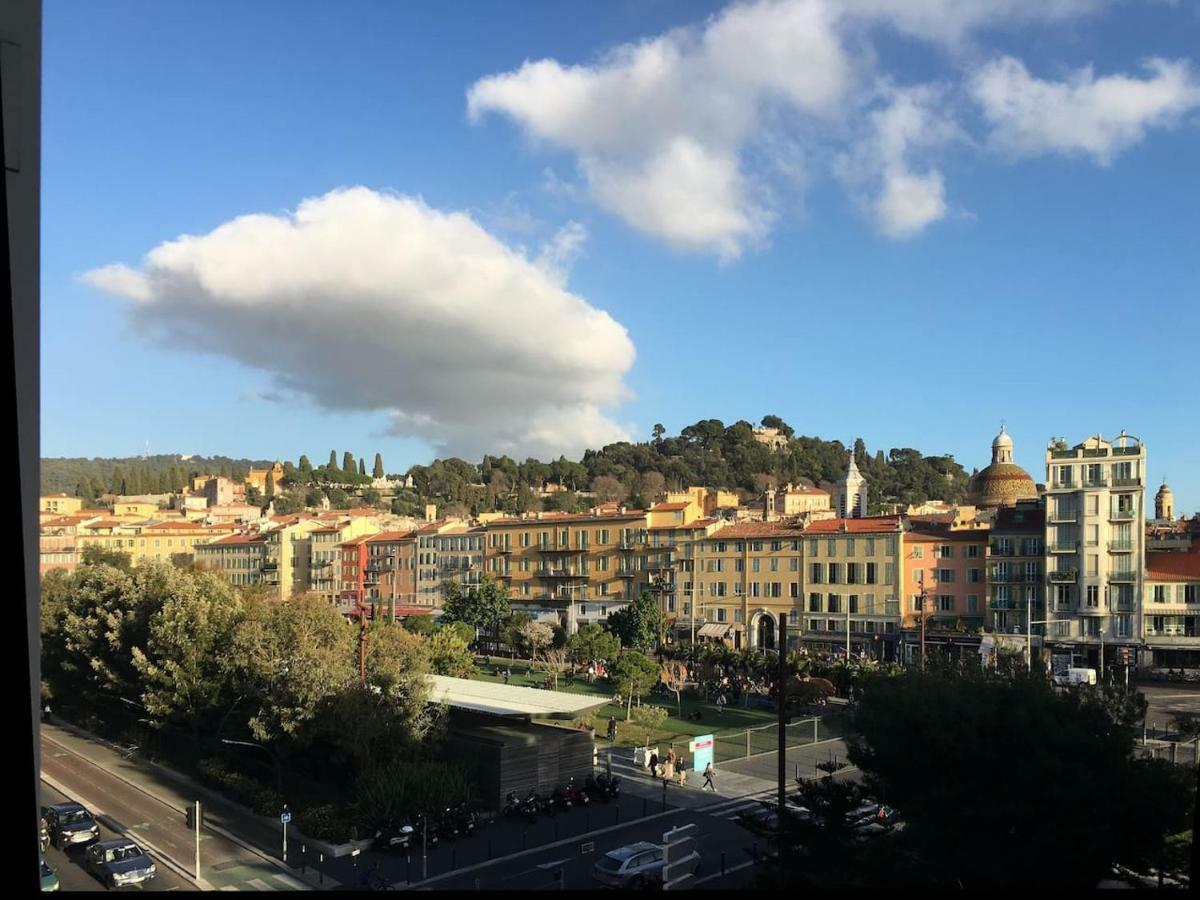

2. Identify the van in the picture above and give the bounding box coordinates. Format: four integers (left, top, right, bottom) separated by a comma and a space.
1053, 667, 1097, 686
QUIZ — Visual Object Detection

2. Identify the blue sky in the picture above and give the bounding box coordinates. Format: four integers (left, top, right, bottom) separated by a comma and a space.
41, 1, 1199, 513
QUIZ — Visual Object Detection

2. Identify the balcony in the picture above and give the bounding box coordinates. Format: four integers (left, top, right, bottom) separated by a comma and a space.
1081, 478, 1107, 488
989, 546, 1013, 557
1113, 446, 1141, 456
616, 539, 637, 551
1048, 569, 1078, 584
617, 569, 639, 578
261, 562, 278, 572
1108, 540, 1134, 552
1048, 510, 1078, 524
1048, 542, 1078, 554
1049, 481, 1076, 491
1111, 477, 1141, 488
1108, 509, 1136, 522
1108, 571, 1136, 583
537, 568, 587, 580
536, 545, 579, 554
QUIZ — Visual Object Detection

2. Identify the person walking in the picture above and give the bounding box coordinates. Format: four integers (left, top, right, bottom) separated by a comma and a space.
715, 692, 727, 714
648, 750, 659, 779
503, 667, 511, 685
702, 762, 716, 792
607, 716, 617, 742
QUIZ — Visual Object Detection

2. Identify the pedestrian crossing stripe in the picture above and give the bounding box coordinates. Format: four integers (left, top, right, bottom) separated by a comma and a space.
245, 878, 276, 891
218, 886, 239, 891
272, 873, 307, 889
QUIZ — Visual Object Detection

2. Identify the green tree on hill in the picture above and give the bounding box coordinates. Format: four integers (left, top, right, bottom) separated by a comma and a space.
373, 453, 385, 479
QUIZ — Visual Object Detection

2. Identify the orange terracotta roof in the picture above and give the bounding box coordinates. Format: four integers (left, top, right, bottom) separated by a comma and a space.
207, 533, 267, 546
651, 502, 691, 511
1147, 545, 1200, 581
803, 516, 904, 534
143, 520, 204, 530
709, 522, 806, 539
338, 534, 375, 547
368, 530, 417, 542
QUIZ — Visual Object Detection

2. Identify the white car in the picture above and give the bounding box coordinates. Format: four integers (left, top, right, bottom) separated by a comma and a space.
593, 840, 699, 888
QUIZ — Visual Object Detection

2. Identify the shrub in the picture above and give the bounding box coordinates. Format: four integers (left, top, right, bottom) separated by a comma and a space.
293, 803, 356, 844
197, 758, 283, 817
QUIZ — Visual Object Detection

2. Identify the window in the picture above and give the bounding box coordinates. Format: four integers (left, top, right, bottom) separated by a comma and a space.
751, 558, 760, 573
910, 595, 923, 612
1153, 584, 1167, 603
810, 563, 824, 584
968, 568, 981, 583
770, 558, 779, 572
809, 539, 819, 556
849, 594, 859, 614
935, 545, 953, 559
937, 569, 954, 583
789, 558, 799, 571
939, 595, 954, 612
828, 594, 841, 613
847, 563, 859, 584
846, 538, 855, 556
866, 562, 877, 584
771, 540, 782, 551
865, 538, 875, 556
912, 545, 925, 559
790, 582, 799, 598
735, 558, 745, 572
967, 595, 979, 613
749, 582, 760, 598
715, 607, 727, 623
828, 563, 841, 583
995, 538, 1012, 555
809, 593, 822, 612
1086, 585, 1099, 608
965, 545, 979, 559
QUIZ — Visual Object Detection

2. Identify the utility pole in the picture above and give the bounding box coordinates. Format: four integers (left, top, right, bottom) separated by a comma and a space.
777, 614, 788, 817
918, 572, 928, 671
358, 598, 368, 688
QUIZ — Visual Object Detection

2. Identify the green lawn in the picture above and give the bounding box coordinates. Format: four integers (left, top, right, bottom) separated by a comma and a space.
471, 656, 780, 749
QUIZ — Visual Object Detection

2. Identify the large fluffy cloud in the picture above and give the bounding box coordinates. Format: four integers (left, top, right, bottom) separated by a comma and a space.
467, 0, 1115, 254
83, 187, 636, 460
971, 56, 1200, 165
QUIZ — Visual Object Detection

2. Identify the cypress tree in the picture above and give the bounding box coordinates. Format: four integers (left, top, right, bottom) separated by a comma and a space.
373, 453, 384, 479
74, 481, 88, 499
343, 451, 355, 473
110, 466, 125, 495
265, 471, 276, 498
299, 454, 312, 472
358, 458, 366, 476
329, 450, 338, 469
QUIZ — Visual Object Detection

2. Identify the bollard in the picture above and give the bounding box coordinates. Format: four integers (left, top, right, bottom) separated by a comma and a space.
318, 853, 325, 887
721, 852, 726, 876
662, 779, 668, 812
406, 856, 412, 885
746, 731, 751, 758
300, 845, 306, 874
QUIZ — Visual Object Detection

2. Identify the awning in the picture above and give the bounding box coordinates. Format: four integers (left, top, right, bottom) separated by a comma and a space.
698, 623, 731, 638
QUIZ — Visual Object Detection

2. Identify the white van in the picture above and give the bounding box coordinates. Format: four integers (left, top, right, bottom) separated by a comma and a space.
1053, 667, 1097, 686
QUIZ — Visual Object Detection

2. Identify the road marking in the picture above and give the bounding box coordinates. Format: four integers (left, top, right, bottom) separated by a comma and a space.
272, 873, 307, 889
218, 885, 240, 891
246, 878, 277, 890
535, 858, 571, 870
694, 859, 756, 884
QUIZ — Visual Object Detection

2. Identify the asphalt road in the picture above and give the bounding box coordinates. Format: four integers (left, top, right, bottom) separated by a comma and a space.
40, 781, 196, 893
1139, 681, 1200, 734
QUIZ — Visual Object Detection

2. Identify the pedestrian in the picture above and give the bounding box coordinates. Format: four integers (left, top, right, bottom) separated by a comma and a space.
716, 692, 727, 714
42, 702, 51, 723
666, 748, 677, 772
702, 762, 716, 792
648, 750, 659, 778
677, 761, 688, 787
607, 716, 617, 742
503, 668, 510, 685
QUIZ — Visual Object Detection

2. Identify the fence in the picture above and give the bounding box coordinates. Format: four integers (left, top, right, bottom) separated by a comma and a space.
665, 715, 839, 764
1135, 737, 1200, 768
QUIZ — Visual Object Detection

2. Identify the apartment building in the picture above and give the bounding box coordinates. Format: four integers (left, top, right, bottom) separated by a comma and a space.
309, 517, 380, 602
195, 532, 271, 588
1043, 432, 1145, 671
432, 526, 487, 593
901, 522, 989, 659
362, 531, 419, 618
1143, 542, 1200, 669
684, 521, 805, 650
646, 500, 719, 638
483, 509, 650, 626
801, 516, 904, 660
986, 500, 1045, 639
337, 533, 375, 616
40, 494, 84, 516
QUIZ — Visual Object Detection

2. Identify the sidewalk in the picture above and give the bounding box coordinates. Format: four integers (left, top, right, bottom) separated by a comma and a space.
598, 745, 778, 809
41, 721, 337, 890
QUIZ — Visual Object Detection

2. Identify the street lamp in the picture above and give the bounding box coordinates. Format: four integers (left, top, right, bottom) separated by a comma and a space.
221, 738, 283, 794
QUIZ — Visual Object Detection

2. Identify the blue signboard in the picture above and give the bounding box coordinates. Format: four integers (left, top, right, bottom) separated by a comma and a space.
280, 811, 292, 824
689, 734, 714, 772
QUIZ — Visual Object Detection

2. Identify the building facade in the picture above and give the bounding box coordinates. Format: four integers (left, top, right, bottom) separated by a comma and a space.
1143, 543, 1200, 668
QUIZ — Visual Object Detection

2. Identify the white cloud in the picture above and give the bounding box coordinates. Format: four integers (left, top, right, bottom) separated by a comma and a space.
834, 83, 966, 237
971, 56, 1200, 164
81, 187, 635, 460
467, 0, 1111, 253
537, 221, 589, 278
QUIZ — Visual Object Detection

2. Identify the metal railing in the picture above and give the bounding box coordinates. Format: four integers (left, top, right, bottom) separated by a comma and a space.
1108, 540, 1134, 551
1048, 542, 1078, 553
665, 715, 832, 765
1048, 570, 1078, 583
1109, 509, 1136, 521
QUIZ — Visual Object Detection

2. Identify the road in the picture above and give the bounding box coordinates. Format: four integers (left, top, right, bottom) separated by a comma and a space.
40, 728, 312, 892
40, 781, 196, 893
1138, 681, 1200, 735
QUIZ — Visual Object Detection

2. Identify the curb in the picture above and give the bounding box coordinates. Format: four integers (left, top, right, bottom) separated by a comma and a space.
40, 772, 214, 890
43, 724, 337, 890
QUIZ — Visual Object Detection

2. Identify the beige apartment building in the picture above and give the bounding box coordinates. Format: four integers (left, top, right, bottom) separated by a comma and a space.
40, 494, 84, 516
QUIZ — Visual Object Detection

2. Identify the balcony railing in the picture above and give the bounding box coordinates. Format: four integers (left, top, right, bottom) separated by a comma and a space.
1049, 481, 1076, 490
1048, 511, 1077, 523
1111, 477, 1141, 488
1048, 542, 1078, 553
1113, 446, 1141, 456
1048, 569, 1078, 583
989, 546, 1013, 557
1108, 540, 1134, 552
1082, 477, 1107, 488
537, 568, 587, 579
617, 569, 639, 577
1109, 509, 1136, 521
1108, 571, 1136, 583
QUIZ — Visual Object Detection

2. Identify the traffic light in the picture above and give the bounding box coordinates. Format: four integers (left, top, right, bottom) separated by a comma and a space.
185, 804, 203, 830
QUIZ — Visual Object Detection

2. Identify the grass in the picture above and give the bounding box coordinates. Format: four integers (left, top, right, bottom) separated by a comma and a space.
471, 655, 786, 749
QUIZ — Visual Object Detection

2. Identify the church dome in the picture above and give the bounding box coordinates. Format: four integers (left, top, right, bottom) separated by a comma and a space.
968, 463, 1038, 508
969, 424, 1036, 508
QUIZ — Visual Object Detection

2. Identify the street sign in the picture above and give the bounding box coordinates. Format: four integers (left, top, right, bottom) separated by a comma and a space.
688, 735, 714, 772
580, 842, 594, 854
280, 811, 292, 824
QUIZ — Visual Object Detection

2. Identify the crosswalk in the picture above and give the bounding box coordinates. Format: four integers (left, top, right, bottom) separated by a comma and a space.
217, 873, 308, 891
704, 789, 777, 821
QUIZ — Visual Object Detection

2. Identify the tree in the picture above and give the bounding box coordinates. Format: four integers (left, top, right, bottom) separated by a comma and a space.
637, 471, 666, 505
427, 628, 476, 678
500, 612, 533, 658
373, 453, 385, 479
326, 487, 352, 509
130, 566, 244, 750
246, 485, 263, 507
606, 591, 661, 652
265, 471, 276, 499
329, 450, 338, 469
611, 650, 660, 720
80, 545, 133, 571
518, 621, 554, 658
226, 592, 356, 746
652, 424, 666, 445
760, 414, 794, 438
343, 451, 356, 473
358, 458, 367, 476
401, 614, 438, 637
110, 465, 126, 495
844, 667, 1195, 888
566, 623, 620, 665
440, 575, 511, 651
299, 455, 312, 472
630, 704, 668, 746
591, 475, 628, 505
534, 646, 571, 690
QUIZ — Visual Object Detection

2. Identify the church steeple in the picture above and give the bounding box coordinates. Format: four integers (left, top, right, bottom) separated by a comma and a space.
836, 443, 868, 518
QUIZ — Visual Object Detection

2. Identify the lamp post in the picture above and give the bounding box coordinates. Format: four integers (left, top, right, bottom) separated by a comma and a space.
220, 738, 283, 795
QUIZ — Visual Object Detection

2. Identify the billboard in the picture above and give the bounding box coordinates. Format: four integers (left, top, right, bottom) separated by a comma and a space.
689, 734, 714, 772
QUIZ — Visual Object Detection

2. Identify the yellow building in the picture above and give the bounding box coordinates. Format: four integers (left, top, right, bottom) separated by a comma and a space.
40, 494, 84, 515
112, 500, 160, 518
483, 509, 650, 623
307, 516, 381, 601
72, 517, 236, 567
245, 461, 285, 492
195, 532, 271, 589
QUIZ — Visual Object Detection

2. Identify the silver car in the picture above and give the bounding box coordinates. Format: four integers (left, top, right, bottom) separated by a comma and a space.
592, 841, 667, 888
83, 839, 157, 888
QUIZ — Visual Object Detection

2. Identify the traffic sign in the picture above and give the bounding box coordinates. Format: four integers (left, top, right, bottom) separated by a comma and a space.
280, 811, 292, 824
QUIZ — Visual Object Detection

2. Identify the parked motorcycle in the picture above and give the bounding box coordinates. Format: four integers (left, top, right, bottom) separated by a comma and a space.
373, 821, 415, 853
452, 802, 477, 837
505, 790, 538, 823
584, 774, 610, 802
551, 785, 572, 812
40, 817, 49, 854
530, 788, 557, 818
436, 807, 459, 841
564, 778, 589, 807
595, 772, 621, 800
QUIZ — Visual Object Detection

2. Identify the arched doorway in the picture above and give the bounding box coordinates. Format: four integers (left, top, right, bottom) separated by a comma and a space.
755, 612, 776, 651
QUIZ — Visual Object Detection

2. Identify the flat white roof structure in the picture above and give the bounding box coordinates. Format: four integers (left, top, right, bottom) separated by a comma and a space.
425, 675, 611, 719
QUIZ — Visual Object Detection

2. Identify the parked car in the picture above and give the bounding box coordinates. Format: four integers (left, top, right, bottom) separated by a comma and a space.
83, 839, 157, 888
39, 859, 59, 892
41, 802, 100, 849
592, 841, 695, 889
1053, 667, 1097, 686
